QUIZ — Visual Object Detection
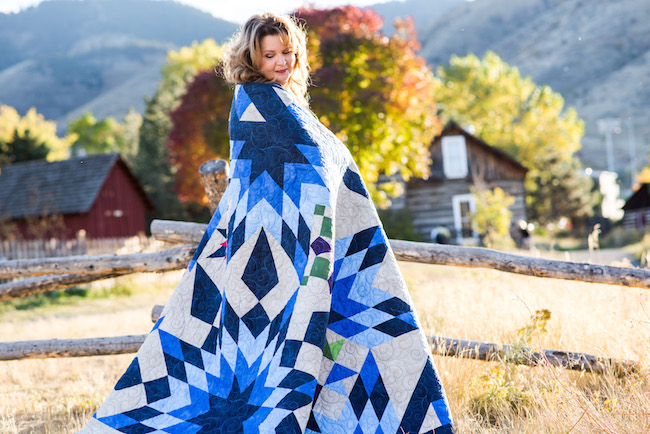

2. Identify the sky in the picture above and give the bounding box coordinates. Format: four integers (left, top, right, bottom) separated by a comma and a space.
0, 0, 393, 23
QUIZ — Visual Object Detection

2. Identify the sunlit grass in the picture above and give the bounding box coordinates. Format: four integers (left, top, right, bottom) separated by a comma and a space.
1, 265, 649, 432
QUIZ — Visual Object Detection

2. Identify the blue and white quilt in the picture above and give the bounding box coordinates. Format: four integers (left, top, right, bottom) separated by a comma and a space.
82, 82, 454, 433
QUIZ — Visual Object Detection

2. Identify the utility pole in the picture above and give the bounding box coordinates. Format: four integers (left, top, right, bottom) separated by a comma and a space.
627, 117, 638, 187
598, 118, 621, 173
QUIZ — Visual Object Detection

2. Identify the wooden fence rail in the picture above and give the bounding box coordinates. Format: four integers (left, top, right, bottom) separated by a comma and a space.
0, 159, 643, 376
0, 245, 196, 302
0, 332, 635, 375
151, 219, 650, 290
0, 244, 195, 279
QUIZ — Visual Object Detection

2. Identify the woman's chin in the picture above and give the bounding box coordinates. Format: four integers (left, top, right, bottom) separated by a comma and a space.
274, 73, 291, 86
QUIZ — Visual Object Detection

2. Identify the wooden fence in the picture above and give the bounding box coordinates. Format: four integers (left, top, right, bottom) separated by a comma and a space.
0, 159, 644, 376
0, 235, 167, 260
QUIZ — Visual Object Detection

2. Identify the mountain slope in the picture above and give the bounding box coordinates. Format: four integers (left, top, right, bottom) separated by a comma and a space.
0, 0, 237, 128
416, 0, 650, 174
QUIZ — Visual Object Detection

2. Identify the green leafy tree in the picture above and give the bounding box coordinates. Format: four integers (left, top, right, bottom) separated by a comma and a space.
471, 186, 515, 249
68, 110, 142, 163
0, 105, 73, 164
435, 51, 596, 225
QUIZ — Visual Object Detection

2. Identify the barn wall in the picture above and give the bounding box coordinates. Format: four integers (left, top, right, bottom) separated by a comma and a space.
82, 163, 149, 238
10, 163, 149, 240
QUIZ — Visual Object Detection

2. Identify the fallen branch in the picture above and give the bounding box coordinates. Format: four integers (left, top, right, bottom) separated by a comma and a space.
0, 244, 195, 279
150, 219, 650, 290
429, 336, 637, 376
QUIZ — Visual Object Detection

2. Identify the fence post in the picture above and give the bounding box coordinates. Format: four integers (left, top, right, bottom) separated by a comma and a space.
199, 159, 229, 213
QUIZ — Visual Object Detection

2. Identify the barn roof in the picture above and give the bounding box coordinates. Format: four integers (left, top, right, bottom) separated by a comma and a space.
0, 153, 153, 219
623, 183, 650, 211
434, 122, 528, 175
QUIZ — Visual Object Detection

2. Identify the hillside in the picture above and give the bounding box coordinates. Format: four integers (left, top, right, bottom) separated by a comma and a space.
369, 0, 463, 32
0, 0, 237, 129
1, 0, 648, 179
415, 0, 650, 178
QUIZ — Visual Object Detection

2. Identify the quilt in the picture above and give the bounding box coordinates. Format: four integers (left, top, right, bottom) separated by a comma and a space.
82, 82, 454, 433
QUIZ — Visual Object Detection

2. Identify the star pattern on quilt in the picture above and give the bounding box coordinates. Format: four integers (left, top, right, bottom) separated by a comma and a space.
84, 82, 453, 434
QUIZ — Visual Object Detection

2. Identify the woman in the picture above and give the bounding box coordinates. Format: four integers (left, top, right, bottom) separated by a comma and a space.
82, 13, 453, 433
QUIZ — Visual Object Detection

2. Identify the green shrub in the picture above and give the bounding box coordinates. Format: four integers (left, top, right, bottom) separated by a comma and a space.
377, 208, 421, 241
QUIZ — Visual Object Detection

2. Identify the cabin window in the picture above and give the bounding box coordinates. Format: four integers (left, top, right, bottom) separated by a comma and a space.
452, 194, 477, 243
442, 135, 468, 179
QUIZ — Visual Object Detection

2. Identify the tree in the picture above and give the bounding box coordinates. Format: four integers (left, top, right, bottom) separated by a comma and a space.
471, 186, 515, 249
0, 105, 73, 165
166, 69, 232, 207
297, 7, 440, 204
166, 7, 441, 207
68, 110, 142, 163
434, 51, 596, 226
0, 129, 50, 166
131, 39, 223, 221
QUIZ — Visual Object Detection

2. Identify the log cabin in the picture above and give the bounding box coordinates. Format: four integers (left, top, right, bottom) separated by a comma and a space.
406, 122, 528, 244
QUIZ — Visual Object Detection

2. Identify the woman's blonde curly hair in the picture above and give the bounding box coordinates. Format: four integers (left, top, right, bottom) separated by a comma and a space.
223, 13, 311, 108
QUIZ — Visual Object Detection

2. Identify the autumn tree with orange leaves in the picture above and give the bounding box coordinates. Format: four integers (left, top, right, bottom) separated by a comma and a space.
167, 6, 439, 207
297, 7, 439, 203
167, 69, 232, 206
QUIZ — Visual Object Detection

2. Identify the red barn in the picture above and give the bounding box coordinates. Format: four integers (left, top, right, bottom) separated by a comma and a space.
0, 153, 154, 239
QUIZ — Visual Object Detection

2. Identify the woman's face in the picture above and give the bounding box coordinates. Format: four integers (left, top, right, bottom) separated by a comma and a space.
259, 33, 295, 86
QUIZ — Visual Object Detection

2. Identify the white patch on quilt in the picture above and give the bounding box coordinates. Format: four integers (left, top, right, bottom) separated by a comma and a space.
313, 384, 349, 421
273, 86, 294, 106
372, 251, 411, 301
292, 341, 325, 376
419, 403, 443, 433
330, 338, 366, 374
334, 182, 377, 240
283, 277, 330, 342
142, 413, 186, 430
78, 417, 122, 432
94, 384, 147, 418
370, 333, 428, 421
240, 102, 266, 122
136, 330, 168, 382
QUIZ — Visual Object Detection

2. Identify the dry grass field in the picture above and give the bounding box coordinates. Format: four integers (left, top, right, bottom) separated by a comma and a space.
1, 261, 649, 433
